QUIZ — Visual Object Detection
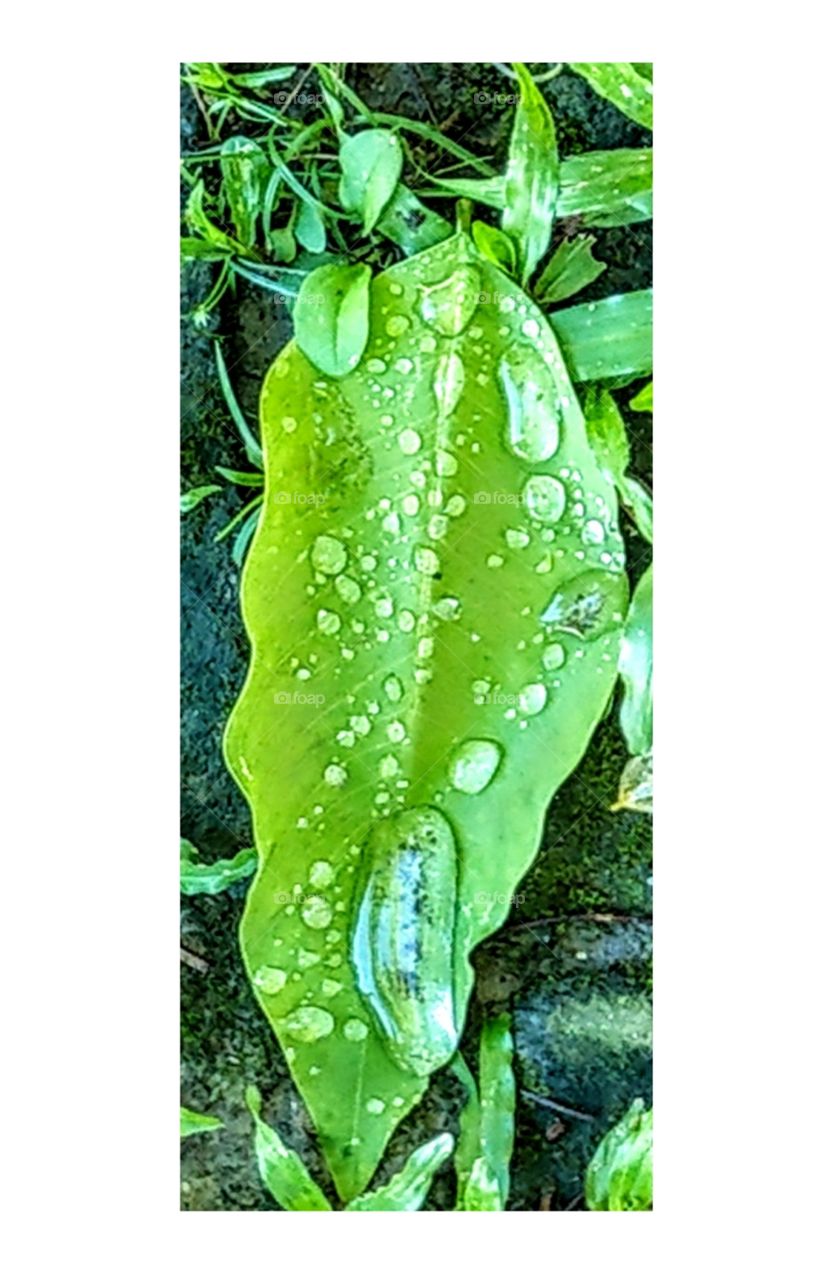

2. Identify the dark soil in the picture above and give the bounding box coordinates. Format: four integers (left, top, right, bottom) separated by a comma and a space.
180, 61, 652, 1211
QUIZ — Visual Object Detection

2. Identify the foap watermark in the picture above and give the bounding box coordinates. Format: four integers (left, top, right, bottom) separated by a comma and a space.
271, 90, 324, 106
474, 491, 524, 506
272, 490, 328, 506
473, 891, 526, 908
273, 691, 326, 706
473, 91, 521, 107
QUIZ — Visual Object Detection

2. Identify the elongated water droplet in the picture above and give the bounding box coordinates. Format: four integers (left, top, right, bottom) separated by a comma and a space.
498, 348, 561, 462
542, 641, 566, 671
420, 266, 481, 336
433, 350, 465, 417
449, 739, 503, 794
383, 674, 403, 702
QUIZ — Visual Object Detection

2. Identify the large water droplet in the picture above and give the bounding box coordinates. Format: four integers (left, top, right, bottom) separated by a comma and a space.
498, 348, 561, 462
323, 763, 348, 788
541, 570, 629, 639
523, 474, 566, 524
311, 534, 347, 575
449, 739, 503, 794
518, 682, 547, 716
420, 266, 481, 336
398, 428, 422, 456
316, 608, 341, 635
433, 350, 465, 417
415, 546, 440, 576
582, 518, 606, 545
301, 896, 333, 929
283, 1006, 334, 1042
335, 574, 361, 604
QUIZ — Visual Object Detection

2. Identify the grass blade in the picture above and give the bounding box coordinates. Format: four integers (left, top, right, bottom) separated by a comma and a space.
551, 289, 653, 383
214, 340, 264, 468
345, 1134, 454, 1211
180, 839, 258, 895
245, 1085, 332, 1210
502, 62, 559, 284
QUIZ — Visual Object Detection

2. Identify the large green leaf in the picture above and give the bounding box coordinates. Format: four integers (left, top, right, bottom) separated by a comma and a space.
225, 231, 628, 1200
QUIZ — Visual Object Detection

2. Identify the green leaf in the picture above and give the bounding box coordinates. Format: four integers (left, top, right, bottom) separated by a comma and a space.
377, 185, 452, 254
618, 565, 652, 757
295, 198, 327, 254
220, 136, 268, 247
214, 467, 264, 487
224, 231, 628, 1200
629, 380, 653, 412
180, 1106, 223, 1138
454, 1017, 515, 1210
556, 149, 652, 227
502, 62, 559, 284
231, 66, 297, 88
180, 236, 230, 262
569, 63, 654, 130
552, 289, 652, 383
339, 130, 403, 236
535, 236, 606, 305
584, 386, 630, 483
245, 1085, 332, 1210
345, 1134, 454, 1211
214, 340, 264, 469
620, 474, 653, 542
180, 484, 222, 513
293, 262, 372, 378
585, 1099, 653, 1210
471, 221, 516, 274
232, 507, 262, 567
268, 221, 298, 264
185, 179, 244, 255
612, 750, 653, 814
214, 494, 264, 545
452, 1052, 481, 1207
180, 838, 258, 896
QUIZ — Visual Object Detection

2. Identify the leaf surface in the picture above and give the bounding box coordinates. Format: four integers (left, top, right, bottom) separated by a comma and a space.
293, 263, 372, 378
225, 231, 628, 1199
339, 130, 403, 235
552, 290, 652, 383
345, 1133, 454, 1211
569, 63, 653, 130
180, 1106, 223, 1137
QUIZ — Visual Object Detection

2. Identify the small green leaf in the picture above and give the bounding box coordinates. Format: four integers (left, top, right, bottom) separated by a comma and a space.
180, 1106, 223, 1138
220, 136, 268, 247
268, 221, 298, 264
454, 1016, 515, 1210
180, 839, 258, 896
612, 750, 653, 814
180, 236, 230, 262
345, 1134, 454, 1211
503, 63, 559, 284
185, 179, 244, 255
232, 507, 262, 567
557, 149, 652, 227
584, 387, 630, 483
214, 494, 264, 545
618, 566, 652, 756
630, 380, 653, 412
339, 130, 403, 235
585, 1099, 653, 1210
535, 236, 606, 305
180, 484, 221, 514
214, 467, 264, 487
295, 199, 327, 254
293, 261, 372, 378
377, 185, 451, 254
471, 221, 516, 274
245, 1085, 332, 1211
214, 340, 264, 469
552, 289, 652, 383
569, 63, 653, 130
231, 66, 297, 88
620, 475, 653, 542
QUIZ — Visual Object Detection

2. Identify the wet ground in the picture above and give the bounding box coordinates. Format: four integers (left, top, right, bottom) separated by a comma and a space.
181, 62, 652, 1211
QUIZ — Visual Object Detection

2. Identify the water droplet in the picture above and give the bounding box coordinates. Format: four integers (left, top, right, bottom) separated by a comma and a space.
309, 859, 334, 888
283, 1005, 334, 1042
366, 1098, 386, 1115
402, 493, 420, 516
383, 674, 403, 702
498, 348, 561, 462
445, 494, 467, 517
301, 896, 333, 929
582, 518, 606, 545
449, 739, 503, 794
427, 514, 448, 540
420, 265, 481, 336
435, 449, 458, 477
380, 754, 400, 779
523, 474, 566, 524
297, 948, 322, 969
521, 317, 540, 339
398, 609, 416, 633
399, 428, 422, 455
253, 966, 287, 995
324, 763, 348, 788
386, 314, 410, 337
505, 528, 530, 550
542, 641, 566, 671
486, 553, 504, 569
433, 595, 462, 620
433, 350, 465, 417
387, 719, 406, 743
316, 608, 341, 635
518, 682, 547, 716
366, 357, 387, 373
335, 574, 361, 604
395, 356, 414, 375
321, 979, 342, 997
415, 546, 440, 576
343, 1017, 369, 1042
541, 570, 629, 639
311, 534, 347, 575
